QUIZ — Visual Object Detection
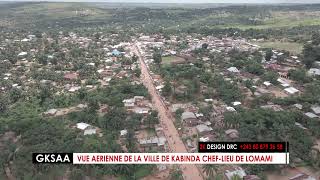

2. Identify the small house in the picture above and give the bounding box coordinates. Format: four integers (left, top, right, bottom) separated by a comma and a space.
112, 49, 121, 56
311, 106, 320, 115
181, 111, 198, 126
308, 68, 320, 76
284, 87, 300, 95
263, 81, 272, 88
120, 129, 128, 137
76, 122, 97, 135
305, 112, 319, 119
227, 67, 240, 73
196, 124, 213, 136
139, 136, 167, 151
232, 101, 241, 106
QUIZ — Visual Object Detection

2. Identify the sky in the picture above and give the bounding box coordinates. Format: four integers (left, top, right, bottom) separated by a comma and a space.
1, 0, 320, 3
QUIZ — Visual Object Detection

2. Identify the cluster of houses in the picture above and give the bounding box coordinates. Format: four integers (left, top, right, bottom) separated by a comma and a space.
182, 36, 260, 53
123, 96, 152, 115
222, 166, 317, 180
0, 32, 138, 95
134, 33, 320, 179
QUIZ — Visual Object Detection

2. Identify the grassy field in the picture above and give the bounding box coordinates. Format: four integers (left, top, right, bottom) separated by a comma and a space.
162, 56, 185, 65
0, 2, 112, 28
253, 41, 304, 54
224, 17, 320, 30
171, 9, 320, 31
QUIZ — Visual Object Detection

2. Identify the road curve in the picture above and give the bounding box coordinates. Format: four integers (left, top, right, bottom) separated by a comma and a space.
132, 45, 203, 180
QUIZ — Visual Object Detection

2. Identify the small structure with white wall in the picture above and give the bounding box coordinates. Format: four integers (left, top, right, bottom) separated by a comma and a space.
76, 122, 97, 135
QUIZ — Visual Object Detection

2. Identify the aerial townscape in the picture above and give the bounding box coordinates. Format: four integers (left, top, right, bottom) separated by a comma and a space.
0, 1, 320, 180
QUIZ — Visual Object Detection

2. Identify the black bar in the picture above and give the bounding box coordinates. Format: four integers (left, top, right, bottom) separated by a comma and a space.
198, 142, 288, 153
32, 153, 73, 164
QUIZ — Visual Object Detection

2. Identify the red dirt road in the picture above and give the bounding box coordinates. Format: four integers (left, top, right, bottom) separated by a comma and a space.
133, 45, 203, 180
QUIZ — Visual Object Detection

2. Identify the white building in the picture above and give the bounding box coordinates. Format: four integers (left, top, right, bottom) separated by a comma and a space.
284, 87, 300, 95
227, 67, 240, 73
18, 52, 28, 56
76, 122, 97, 135
308, 68, 320, 76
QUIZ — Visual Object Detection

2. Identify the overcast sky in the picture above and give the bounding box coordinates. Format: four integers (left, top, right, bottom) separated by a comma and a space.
1, 0, 320, 3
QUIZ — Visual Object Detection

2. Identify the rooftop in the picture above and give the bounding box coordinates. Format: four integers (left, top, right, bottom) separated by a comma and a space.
76, 122, 92, 130
181, 111, 196, 120
196, 124, 213, 133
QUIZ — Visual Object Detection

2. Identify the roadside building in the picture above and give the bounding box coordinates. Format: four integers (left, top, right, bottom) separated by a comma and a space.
139, 136, 167, 151
181, 111, 198, 126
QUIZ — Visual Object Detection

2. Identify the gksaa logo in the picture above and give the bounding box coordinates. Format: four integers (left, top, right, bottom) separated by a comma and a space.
33, 153, 73, 164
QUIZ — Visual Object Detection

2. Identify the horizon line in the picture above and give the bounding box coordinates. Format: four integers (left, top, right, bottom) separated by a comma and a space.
1, 1, 320, 4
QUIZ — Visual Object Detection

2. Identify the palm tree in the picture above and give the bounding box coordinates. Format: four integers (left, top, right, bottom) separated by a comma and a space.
202, 164, 218, 177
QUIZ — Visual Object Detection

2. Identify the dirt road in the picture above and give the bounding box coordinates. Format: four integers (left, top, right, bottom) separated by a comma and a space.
133, 45, 203, 180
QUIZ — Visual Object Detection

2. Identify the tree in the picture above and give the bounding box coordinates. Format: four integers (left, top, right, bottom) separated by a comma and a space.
288, 68, 311, 83
126, 129, 138, 152
132, 55, 138, 63
213, 75, 243, 104
302, 34, 320, 68
202, 43, 208, 49
0, 95, 8, 113
88, 98, 99, 113
224, 109, 314, 164
202, 164, 217, 177
77, 88, 88, 100
9, 88, 23, 103
262, 71, 279, 84
162, 80, 172, 97
127, 114, 143, 130
37, 54, 48, 65
38, 84, 53, 105
133, 68, 141, 78
153, 52, 162, 67
244, 79, 255, 95
265, 48, 273, 61
102, 107, 126, 130
245, 62, 264, 75
146, 110, 159, 128
175, 108, 184, 121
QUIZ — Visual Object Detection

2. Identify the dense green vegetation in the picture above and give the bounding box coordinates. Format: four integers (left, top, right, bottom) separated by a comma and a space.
1, 2, 320, 41
1, 2, 320, 179
0, 78, 155, 179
